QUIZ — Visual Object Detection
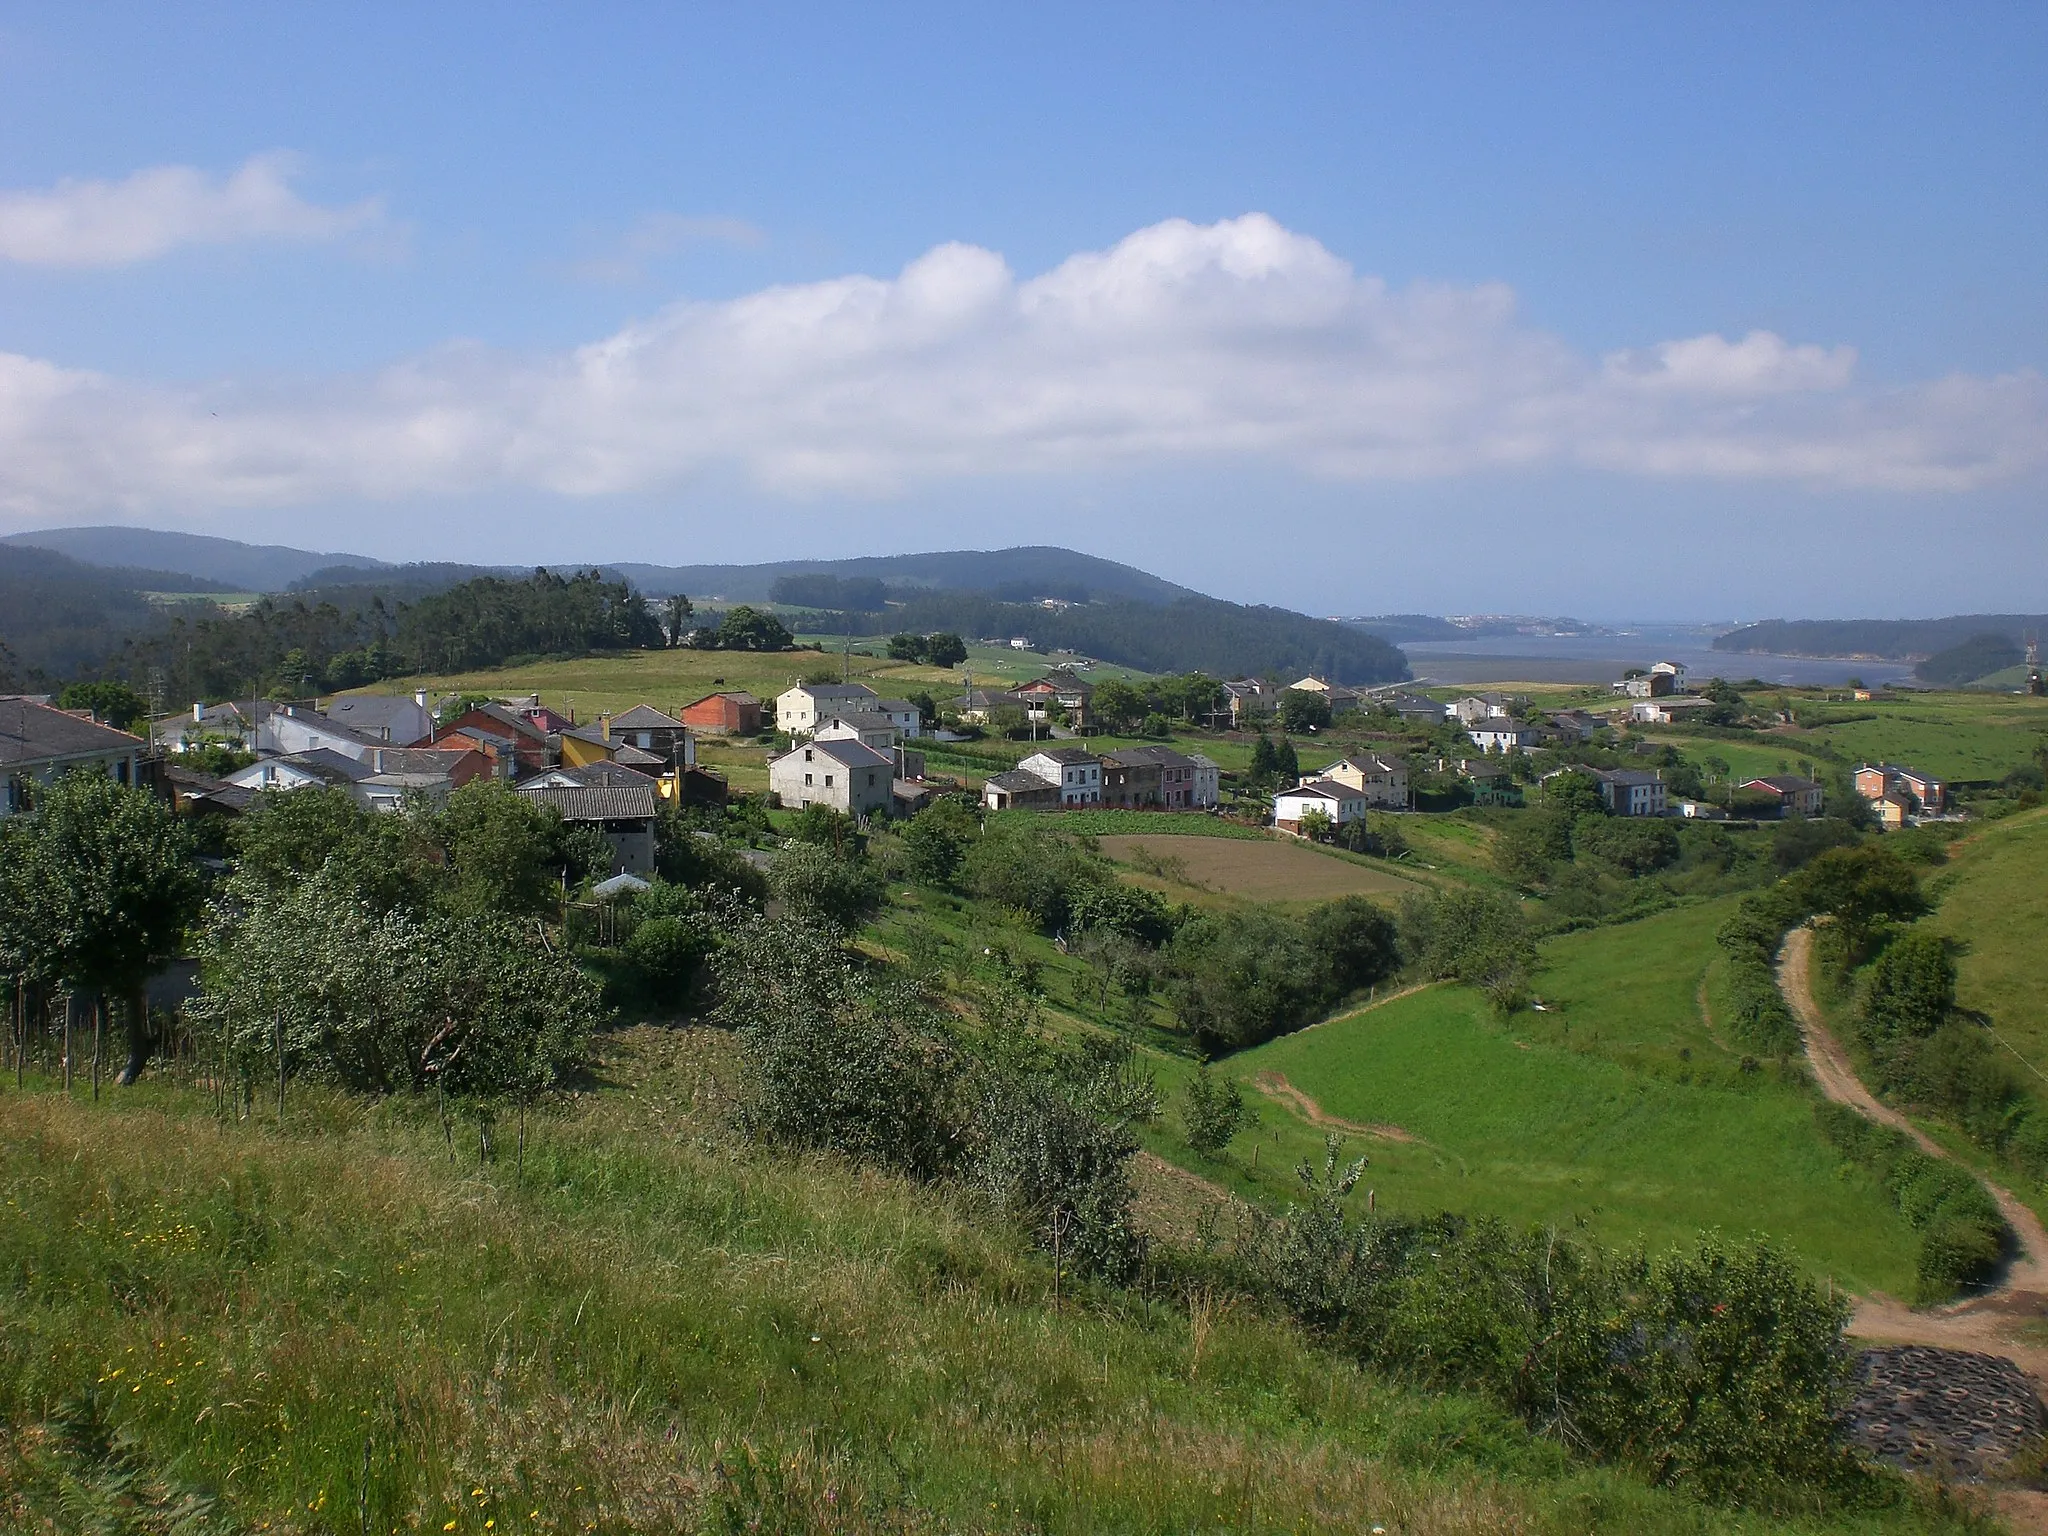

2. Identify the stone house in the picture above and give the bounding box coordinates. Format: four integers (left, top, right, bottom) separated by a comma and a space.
769, 738, 894, 818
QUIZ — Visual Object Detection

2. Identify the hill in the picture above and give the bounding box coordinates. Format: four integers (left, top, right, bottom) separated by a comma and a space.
1714, 615, 2048, 661
3, 525, 388, 592
0, 543, 236, 686
609, 545, 1196, 605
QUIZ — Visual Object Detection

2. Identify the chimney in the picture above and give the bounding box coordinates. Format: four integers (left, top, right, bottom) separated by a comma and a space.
601, 714, 612, 743
414, 689, 428, 712
193, 701, 204, 723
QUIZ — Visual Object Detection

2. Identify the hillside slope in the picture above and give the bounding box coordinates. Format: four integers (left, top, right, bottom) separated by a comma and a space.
1714, 615, 2048, 661
0, 1030, 1933, 1536
610, 545, 1196, 605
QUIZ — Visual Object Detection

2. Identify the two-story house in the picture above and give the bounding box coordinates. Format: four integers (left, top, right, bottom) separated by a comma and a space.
1854, 763, 1947, 817
1017, 747, 1102, 805
0, 698, 148, 818
1739, 775, 1826, 817
1590, 767, 1668, 817
1100, 745, 1197, 809
1272, 777, 1368, 833
769, 738, 894, 818
1318, 753, 1409, 808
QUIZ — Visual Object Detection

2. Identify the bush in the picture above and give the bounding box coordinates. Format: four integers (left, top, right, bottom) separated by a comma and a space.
964, 1073, 1141, 1284
1397, 890, 1536, 996
961, 824, 1106, 931
1179, 1065, 1247, 1154
769, 842, 883, 931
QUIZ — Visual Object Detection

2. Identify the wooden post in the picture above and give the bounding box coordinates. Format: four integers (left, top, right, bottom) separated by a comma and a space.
91, 995, 101, 1101
62, 994, 72, 1092
274, 1013, 285, 1124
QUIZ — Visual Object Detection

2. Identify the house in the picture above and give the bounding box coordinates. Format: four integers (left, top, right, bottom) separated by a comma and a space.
324, 691, 433, 746
558, 726, 622, 770
768, 738, 894, 818
1220, 679, 1269, 727
1739, 775, 1826, 817
433, 704, 553, 775
1287, 676, 1362, 713
1017, 747, 1102, 806
1676, 799, 1727, 820
1013, 670, 1094, 728
814, 710, 901, 753
1187, 752, 1221, 809
1874, 792, 1914, 830
952, 686, 1030, 724
680, 690, 762, 736
226, 748, 374, 795
0, 697, 148, 818
256, 704, 386, 764
1100, 745, 1198, 809
1273, 777, 1368, 833
1614, 673, 1676, 699
1627, 697, 1720, 725
1544, 709, 1605, 743
892, 779, 940, 816
1446, 693, 1516, 726
1590, 767, 1668, 817
1445, 755, 1512, 785
1319, 753, 1409, 808
1467, 721, 1535, 754
1650, 661, 1689, 689
1854, 763, 1947, 816
775, 682, 920, 739
157, 699, 261, 753
982, 769, 1062, 811
606, 705, 696, 766
1373, 690, 1449, 724
516, 781, 659, 875
524, 760, 659, 792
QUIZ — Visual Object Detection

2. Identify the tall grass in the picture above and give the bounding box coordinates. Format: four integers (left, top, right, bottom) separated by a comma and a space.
0, 1031, 1978, 1535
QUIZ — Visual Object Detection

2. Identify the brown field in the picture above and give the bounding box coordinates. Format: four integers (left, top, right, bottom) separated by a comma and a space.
1098, 832, 1424, 903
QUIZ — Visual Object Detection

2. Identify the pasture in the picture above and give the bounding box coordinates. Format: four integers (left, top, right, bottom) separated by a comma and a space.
1792, 691, 2048, 783
1169, 898, 1920, 1296
1098, 832, 1424, 904
1922, 807, 2048, 1092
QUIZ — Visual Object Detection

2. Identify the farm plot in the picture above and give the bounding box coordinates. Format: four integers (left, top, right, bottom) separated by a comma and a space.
1099, 833, 1421, 903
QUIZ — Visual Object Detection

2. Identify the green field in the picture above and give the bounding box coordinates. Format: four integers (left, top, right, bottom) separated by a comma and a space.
1158, 899, 1919, 1297
1922, 807, 2048, 1090
1790, 692, 2048, 783
5, 1034, 1952, 1536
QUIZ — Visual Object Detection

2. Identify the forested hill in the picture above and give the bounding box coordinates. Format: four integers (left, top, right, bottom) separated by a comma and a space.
1714, 615, 2048, 660
837, 591, 1408, 684
609, 545, 1195, 605
0, 544, 235, 686
2, 526, 387, 591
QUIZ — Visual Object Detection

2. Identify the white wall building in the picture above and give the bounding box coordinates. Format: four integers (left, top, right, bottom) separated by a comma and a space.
1272, 777, 1368, 832
1017, 747, 1102, 806
769, 738, 894, 817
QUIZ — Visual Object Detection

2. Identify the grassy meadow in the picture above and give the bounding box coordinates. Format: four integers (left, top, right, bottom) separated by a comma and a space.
1097, 833, 1427, 906
1149, 898, 1922, 1299
1920, 806, 2048, 1105
5, 1034, 1970, 1536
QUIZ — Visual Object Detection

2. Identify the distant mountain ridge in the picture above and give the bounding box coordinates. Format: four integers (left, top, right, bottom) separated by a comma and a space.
1714, 615, 2048, 661
3, 526, 388, 592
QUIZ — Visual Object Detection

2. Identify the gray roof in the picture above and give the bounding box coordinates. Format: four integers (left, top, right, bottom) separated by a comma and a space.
516, 783, 659, 821
0, 698, 143, 769
592, 872, 652, 898
818, 708, 898, 731
1280, 777, 1360, 801
1026, 747, 1100, 766
1744, 775, 1822, 794
610, 704, 685, 729
365, 746, 468, 776
794, 682, 879, 701
986, 769, 1058, 793
1100, 745, 1195, 768
776, 737, 892, 771
278, 748, 375, 784
1594, 768, 1664, 788
550, 760, 658, 788
868, 698, 916, 715
613, 743, 666, 766
324, 695, 427, 736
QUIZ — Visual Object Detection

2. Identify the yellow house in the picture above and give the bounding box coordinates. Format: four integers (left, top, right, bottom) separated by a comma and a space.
559, 723, 618, 769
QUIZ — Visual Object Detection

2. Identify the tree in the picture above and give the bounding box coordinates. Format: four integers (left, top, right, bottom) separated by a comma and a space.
1180, 1065, 1248, 1154
768, 841, 883, 931
1249, 732, 1280, 784
1861, 931, 1956, 1045
887, 633, 928, 662
925, 632, 968, 669
1787, 844, 1924, 954
438, 782, 599, 919
1543, 770, 1605, 820
1296, 807, 1334, 843
716, 605, 794, 652
1091, 680, 1146, 734
1274, 736, 1300, 783
0, 772, 201, 1082
1398, 889, 1536, 1008
1278, 688, 1332, 733
662, 593, 694, 648
56, 681, 149, 731
900, 798, 976, 885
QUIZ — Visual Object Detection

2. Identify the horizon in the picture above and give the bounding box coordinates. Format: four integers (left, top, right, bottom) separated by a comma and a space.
0, 7, 2042, 618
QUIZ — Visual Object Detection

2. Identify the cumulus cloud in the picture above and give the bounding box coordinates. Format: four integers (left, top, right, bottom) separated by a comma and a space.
0, 152, 381, 267
0, 212, 2041, 525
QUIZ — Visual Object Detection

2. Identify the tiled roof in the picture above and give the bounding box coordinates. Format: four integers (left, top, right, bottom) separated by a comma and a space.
775, 737, 892, 770
610, 704, 685, 729
1279, 778, 1358, 801
1026, 747, 1100, 765
1744, 775, 1821, 794
986, 769, 1057, 793
0, 698, 143, 768
1101, 745, 1195, 768
516, 783, 659, 821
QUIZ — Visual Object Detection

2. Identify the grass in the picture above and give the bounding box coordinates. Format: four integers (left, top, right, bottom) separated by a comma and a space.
1098, 834, 1425, 906
1923, 807, 2048, 1074
1, 1033, 1964, 1536
1149, 898, 1922, 1299
1789, 691, 2048, 784
986, 808, 1268, 840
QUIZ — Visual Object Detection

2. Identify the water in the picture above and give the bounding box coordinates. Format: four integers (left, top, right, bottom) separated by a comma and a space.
1399, 626, 1919, 689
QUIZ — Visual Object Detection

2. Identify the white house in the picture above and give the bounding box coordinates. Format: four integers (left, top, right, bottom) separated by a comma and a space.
1318, 753, 1409, 808
775, 683, 920, 738
1467, 722, 1535, 754
1187, 752, 1221, 809
0, 698, 147, 819
1273, 777, 1368, 833
225, 748, 373, 795
769, 738, 894, 818
814, 711, 901, 753
1628, 697, 1719, 726
324, 691, 433, 746
1650, 660, 1689, 689
1017, 747, 1102, 806
1446, 694, 1515, 726
256, 704, 383, 764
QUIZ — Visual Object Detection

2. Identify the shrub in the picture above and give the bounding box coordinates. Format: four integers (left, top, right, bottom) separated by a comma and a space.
964, 1073, 1141, 1284
1397, 890, 1536, 995
1179, 1065, 1247, 1154
769, 842, 883, 932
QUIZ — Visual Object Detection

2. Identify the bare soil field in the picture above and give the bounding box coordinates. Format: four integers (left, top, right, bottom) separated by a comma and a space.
1098, 833, 1420, 903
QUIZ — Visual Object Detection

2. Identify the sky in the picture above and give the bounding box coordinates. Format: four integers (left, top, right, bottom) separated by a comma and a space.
0, 4, 2041, 621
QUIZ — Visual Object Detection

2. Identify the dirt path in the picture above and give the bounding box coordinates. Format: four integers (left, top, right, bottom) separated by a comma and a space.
1779, 927, 2048, 1295
1249, 1071, 1421, 1145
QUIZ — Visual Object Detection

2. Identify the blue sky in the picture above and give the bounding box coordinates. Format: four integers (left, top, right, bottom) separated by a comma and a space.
0, 4, 2041, 618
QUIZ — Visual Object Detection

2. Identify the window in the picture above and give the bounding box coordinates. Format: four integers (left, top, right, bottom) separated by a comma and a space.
825, 774, 834, 787
804, 772, 813, 786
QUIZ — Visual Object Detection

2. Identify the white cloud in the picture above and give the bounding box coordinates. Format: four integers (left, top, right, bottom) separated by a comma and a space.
567, 212, 766, 283
0, 152, 381, 267
0, 212, 2041, 526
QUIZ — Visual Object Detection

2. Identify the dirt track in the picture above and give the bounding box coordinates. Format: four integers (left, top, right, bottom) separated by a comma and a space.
1249, 1071, 1421, 1144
